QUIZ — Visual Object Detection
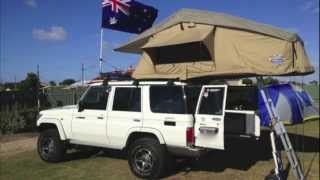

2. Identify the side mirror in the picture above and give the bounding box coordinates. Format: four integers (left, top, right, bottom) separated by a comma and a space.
78, 101, 85, 112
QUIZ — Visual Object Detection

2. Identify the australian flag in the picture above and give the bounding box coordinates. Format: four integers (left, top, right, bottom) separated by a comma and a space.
102, 0, 158, 34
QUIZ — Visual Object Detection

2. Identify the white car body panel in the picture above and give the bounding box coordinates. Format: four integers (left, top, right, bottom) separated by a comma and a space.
71, 109, 109, 147
142, 86, 193, 148
194, 85, 227, 150
107, 86, 143, 149
37, 117, 67, 140
37, 105, 77, 140
37, 81, 261, 153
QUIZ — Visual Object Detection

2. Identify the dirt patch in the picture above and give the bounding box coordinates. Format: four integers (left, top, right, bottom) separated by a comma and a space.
0, 133, 38, 158
0, 132, 38, 143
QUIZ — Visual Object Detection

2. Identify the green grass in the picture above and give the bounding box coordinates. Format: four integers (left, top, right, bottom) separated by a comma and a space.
0, 150, 136, 180
1, 119, 319, 180
305, 85, 320, 104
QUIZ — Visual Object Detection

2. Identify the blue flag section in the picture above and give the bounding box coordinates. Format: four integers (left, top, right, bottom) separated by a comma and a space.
102, 0, 158, 34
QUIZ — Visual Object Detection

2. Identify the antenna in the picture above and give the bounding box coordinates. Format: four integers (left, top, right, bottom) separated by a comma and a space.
37, 64, 40, 80
37, 64, 40, 112
14, 75, 17, 91
81, 64, 85, 86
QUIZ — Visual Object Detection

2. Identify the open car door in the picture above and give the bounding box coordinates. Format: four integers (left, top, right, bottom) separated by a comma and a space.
194, 85, 227, 150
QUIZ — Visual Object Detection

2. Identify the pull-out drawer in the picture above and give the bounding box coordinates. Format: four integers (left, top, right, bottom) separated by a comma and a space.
224, 110, 260, 137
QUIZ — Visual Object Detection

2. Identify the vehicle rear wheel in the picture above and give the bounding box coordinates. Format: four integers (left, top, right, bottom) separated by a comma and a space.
37, 128, 66, 162
128, 138, 167, 179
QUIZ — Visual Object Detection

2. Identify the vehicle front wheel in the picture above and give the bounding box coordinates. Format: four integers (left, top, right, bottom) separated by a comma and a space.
37, 128, 66, 162
128, 138, 167, 179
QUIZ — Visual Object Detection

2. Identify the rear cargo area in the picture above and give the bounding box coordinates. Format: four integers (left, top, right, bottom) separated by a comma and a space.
185, 85, 259, 136
225, 86, 259, 136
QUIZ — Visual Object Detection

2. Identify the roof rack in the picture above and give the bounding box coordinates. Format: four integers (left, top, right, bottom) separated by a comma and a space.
101, 79, 187, 86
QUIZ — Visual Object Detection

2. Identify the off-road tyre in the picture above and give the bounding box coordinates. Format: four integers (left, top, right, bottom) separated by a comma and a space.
128, 138, 167, 179
37, 128, 66, 162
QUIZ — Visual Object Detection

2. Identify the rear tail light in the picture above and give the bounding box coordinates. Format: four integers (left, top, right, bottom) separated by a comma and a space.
186, 127, 195, 146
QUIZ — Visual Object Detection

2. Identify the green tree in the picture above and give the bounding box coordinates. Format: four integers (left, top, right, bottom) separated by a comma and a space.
17, 73, 39, 92
242, 78, 253, 85
309, 80, 318, 85
60, 79, 76, 86
49, 81, 56, 86
263, 77, 279, 85
3, 82, 15, 90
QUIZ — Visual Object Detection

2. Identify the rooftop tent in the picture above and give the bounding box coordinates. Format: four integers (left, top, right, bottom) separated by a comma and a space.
115, 9, 314, 80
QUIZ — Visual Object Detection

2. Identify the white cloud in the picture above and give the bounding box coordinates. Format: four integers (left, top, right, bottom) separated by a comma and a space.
32, 26, 67, 41
24, 0, 37, 8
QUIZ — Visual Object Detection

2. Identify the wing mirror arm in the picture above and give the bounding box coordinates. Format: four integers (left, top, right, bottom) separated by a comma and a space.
78, 101, 84, 112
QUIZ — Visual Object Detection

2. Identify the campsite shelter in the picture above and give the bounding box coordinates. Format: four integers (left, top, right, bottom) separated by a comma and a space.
115, 9, 314, 80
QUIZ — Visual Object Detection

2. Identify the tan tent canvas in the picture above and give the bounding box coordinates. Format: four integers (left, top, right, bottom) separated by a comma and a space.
115, 9, 314, 80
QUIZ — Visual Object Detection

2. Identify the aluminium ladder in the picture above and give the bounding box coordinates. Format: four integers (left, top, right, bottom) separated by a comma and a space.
257, 77, 304, 180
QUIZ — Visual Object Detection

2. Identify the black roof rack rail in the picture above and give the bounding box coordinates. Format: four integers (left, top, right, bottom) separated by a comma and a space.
133, 80, 139, 86
167, 78, 180, 85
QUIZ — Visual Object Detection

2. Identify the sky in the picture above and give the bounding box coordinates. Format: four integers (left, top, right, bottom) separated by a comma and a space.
0, 0, 319, 83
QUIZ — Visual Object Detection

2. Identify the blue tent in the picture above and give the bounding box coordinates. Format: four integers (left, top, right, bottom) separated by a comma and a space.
258, 84, 318, 126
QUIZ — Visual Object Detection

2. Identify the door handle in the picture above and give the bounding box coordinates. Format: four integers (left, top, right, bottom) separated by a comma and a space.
133, 119, 141, 122
212, 118, 221, 121
76, 116, 85, 119
199, 127, 219, 134
97, 116, 104, 120
164, 121, 176, 126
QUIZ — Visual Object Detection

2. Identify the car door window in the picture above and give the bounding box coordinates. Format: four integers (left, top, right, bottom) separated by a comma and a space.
112, 87, 141, 112
150, 86, 186, 114
198, 88, 224, 115
81, 86, 110, 110
185, 86, 201, 114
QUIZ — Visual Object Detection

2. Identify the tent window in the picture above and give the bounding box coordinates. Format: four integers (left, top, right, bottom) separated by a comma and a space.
154, 42, 211, 64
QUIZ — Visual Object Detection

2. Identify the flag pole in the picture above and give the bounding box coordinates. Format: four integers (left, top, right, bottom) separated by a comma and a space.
99, 28, 104, 76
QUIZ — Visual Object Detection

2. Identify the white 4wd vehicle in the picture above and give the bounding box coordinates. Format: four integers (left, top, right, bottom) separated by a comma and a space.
37, 81, 260, 179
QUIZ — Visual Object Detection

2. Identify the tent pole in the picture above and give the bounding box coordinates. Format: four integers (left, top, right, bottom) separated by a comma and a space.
99, 28, 104, 76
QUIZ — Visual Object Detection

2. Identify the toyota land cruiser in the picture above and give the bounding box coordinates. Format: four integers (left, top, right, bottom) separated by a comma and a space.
37, 81, 260, 179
